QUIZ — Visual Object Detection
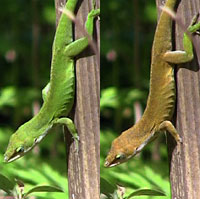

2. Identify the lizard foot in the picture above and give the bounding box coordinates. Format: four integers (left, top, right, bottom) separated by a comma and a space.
187, 13, 200, 34
88, 9, 100, 19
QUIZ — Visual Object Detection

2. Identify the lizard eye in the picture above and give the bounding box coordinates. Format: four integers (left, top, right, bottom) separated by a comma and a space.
16, 146, 24, 153
116, 153, 126, 160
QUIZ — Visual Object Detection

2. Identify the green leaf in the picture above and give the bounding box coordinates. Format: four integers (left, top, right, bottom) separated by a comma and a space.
100, 87, 118, 109
126, 188, 166, 198
100, 177, 117, 197
43, 6, 56, 24
109, 170, 152, 188
24, 185, 64, 197
0, 86, 16, 107
0, 86, 40, 109
0, 173, 15, 194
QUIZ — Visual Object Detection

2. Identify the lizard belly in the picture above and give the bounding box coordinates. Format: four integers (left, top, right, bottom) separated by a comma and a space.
35, 56, 75, 124
49, 58, 75, 118
145, 61, 176, 123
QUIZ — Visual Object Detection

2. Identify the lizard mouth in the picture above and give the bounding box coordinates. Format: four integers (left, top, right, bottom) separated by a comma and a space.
4, 154, 21, 163
4, 146, 33, 163
104, 158, 123, 168
104, 161, 120, 168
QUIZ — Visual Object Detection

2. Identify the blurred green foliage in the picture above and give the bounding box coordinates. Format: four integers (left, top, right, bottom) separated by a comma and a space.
0, 172, 64, 199
100, 0, 171, 198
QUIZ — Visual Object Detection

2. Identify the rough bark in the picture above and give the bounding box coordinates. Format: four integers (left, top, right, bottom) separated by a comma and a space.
156, 0, 200, 198
54, 0, 66, 26
55, 0, 100, 199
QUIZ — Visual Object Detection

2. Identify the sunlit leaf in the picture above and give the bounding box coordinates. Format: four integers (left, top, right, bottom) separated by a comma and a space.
0, 87, 40, 109
126, 188, 165, 198
0, 87, 16, 107
109, 170, 152, 188
100, 87, 118, 109
24, 185, 63, 197
43, 6, 56, 24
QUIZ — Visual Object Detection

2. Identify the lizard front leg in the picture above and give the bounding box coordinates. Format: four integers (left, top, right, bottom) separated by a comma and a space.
53, 118, 79, 150
159, 121, 182, 143
162, 15, 200, 63
64, 8, 100, 57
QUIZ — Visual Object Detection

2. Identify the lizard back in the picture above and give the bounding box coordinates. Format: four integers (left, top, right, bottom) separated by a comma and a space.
142, 0, 176, 126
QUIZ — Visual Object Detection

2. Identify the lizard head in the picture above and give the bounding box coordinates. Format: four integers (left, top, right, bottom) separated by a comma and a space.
4, 123, 48, 163
104, 129, 143, 168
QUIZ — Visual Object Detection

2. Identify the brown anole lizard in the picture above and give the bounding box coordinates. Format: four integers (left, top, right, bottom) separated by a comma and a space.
104, 0, 200, 167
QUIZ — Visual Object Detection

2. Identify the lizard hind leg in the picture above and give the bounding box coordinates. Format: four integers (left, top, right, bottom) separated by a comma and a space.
53, 117, 79, 151
162, 14, 200, 64
159, 120, 182, 144
85, 8, 100, 36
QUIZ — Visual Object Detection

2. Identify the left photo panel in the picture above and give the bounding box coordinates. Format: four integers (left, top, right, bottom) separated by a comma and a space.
0, 0, 100, 198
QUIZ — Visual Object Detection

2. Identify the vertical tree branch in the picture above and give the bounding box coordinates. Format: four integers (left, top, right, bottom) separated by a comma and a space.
55, 0, 100, 198
171, 0, 200, 198
156, 0, 200, 198
55, 0, 66, 27
68, 0, 100, 198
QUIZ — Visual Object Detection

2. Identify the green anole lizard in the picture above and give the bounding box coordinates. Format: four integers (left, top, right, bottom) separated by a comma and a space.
4, 0, 100, 163
104, 0, 200, 167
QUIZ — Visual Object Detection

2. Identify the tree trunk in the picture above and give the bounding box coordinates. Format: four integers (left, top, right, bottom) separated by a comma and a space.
156, 0, 200, 198
54, 0, 100, 199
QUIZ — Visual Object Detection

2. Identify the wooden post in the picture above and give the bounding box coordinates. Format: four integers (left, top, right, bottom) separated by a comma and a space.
156, 0, 200, 198
54, 0, 100, 199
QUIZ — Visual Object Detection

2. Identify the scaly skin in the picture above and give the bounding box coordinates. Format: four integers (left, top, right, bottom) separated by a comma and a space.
104, 0, 200, 167
4, 0, 100, 162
